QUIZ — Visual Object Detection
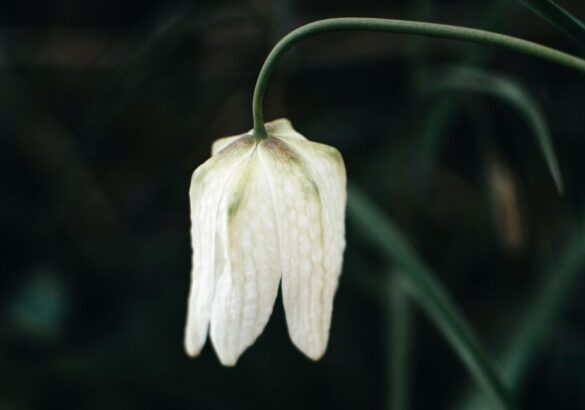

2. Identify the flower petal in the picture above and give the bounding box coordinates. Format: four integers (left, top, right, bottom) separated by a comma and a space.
209, 151, 282, 366
258, 135, 346, 360
265, 118, 306, 140
212, 136, 241, 156
184, 136, 255, 357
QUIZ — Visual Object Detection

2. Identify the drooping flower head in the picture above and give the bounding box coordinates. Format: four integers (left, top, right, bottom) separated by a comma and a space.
185, 119, 346, 366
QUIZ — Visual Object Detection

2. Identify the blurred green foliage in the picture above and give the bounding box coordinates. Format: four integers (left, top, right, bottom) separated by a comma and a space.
1, 0, 585, 409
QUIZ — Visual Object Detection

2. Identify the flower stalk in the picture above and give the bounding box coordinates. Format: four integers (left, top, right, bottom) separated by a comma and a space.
252, 17, 585, 139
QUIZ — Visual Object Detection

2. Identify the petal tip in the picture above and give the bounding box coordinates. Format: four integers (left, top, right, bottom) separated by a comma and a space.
288, 330, 329, 362
184, 334, 206, 358
304, 348, 326, 362
295, 341, 327, 362
212, 344, 241, 367
184, 344, 202, 358
218, 356, 238, 367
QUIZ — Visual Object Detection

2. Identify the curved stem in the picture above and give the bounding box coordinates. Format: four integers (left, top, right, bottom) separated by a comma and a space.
252, 17, 585, 138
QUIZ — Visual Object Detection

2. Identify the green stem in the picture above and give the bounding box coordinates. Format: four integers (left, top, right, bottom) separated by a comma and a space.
347, 183, 514, 409
252, 17, 585, 138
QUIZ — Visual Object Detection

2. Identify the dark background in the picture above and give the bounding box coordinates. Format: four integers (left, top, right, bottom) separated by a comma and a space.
1, 0, 584, 409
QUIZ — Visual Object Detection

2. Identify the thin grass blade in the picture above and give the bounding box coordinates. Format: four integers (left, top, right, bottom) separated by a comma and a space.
457, 219, 585, 409
347, 183, 513, 410
426, 66, 564, 194
519, 0, 585, 50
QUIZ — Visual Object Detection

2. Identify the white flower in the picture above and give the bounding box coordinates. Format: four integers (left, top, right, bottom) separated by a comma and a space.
184, 118, 347, 366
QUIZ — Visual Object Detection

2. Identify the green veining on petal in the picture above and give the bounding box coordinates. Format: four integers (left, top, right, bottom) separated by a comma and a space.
227, 158, 253, 220
262, 136, 321, 198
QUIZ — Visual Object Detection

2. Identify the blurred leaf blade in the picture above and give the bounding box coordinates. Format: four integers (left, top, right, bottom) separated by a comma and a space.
426, 66, 564, 194
347, 183, 513, 410
388, 273, 413, 410
519, 0, 585, 50
415, 0, 519, 197
457, 218, 585, 410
